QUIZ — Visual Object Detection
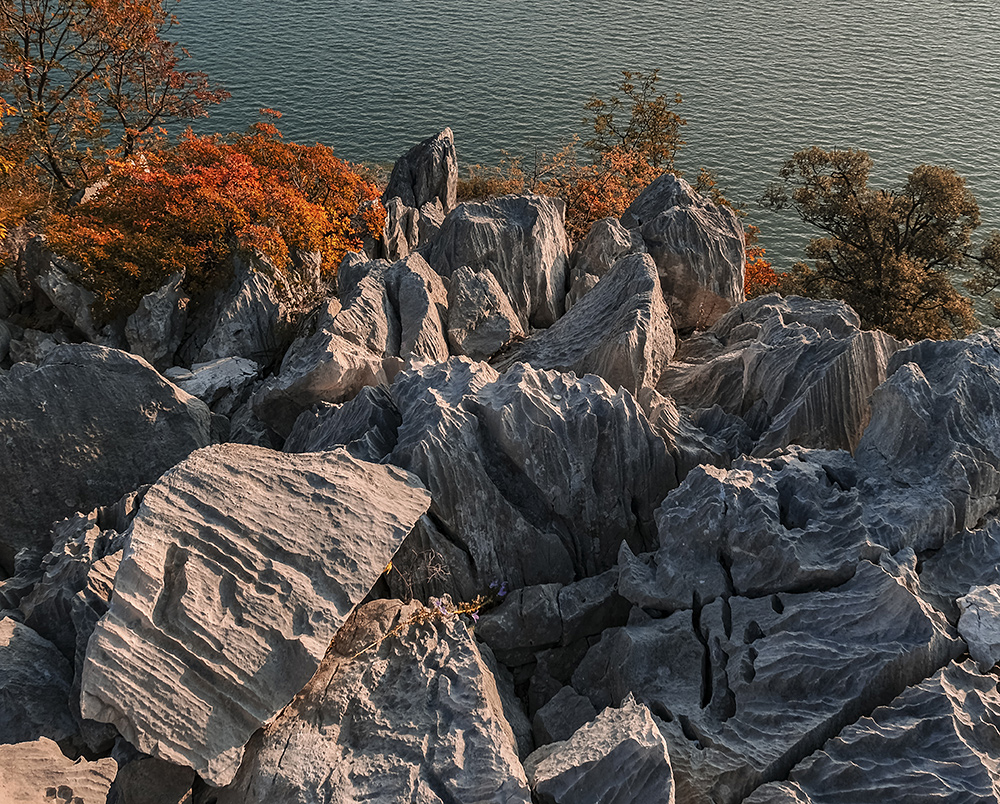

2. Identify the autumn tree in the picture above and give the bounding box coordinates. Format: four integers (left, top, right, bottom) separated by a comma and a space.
0, 0, 227, 190
761, 147, 1000, 340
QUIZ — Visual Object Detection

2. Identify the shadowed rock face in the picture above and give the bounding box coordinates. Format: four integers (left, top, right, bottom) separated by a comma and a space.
427, 194, 570, 329
0, 344, 211, 573
746, 661, 1000, 804
79, 444, 430, 786
497, 254, 676, 395
215, 599, 532, 804
382, 128, 458, 215
620, 173, 745, 332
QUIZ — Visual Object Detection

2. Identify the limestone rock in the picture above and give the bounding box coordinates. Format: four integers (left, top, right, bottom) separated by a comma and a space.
524, 696, 675, 804
0, 344, 211, 572
567, 217, 645, 308
856, 329, 1000, 552
0, 618, 76, 743
8, 326, 67, 365
214, 599, 531, 804
920, 521, 1000, 623
283, 384, 401, 460
532, 686, 598, 746
446, 264, 525, 360
497, 254, 675, 394
80, 445, 431, 786
0, 320, 10, 363
660, 295, 901, 455
621, 172, 744, 332
0, 737, 116, 804
383, 196, 419, 260
182, 252, 289, 367
957, 585, 1000, 671
33, 262, 103, 343
776, 661, 1000, 803
164, 357, 259, 414
427, 194, 569, 329
386, 359, 674, 599
125, 272, 188, 370
573, 562, 961, 804
382, 127, 458, 214
108, 756, 195, 804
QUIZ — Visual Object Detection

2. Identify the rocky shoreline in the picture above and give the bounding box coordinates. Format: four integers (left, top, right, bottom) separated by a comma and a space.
2, 129, 999, 803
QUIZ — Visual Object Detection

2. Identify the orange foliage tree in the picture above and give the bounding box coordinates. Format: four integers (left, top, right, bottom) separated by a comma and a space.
45, 112, 383, 321
0, 0, 227, 190
743, 224, 778, 298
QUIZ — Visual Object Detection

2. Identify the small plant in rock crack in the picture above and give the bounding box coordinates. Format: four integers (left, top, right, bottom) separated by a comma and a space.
349, 582, 510, 659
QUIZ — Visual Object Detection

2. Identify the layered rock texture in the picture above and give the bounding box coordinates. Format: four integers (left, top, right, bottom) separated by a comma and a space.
4, 130, 1000, 802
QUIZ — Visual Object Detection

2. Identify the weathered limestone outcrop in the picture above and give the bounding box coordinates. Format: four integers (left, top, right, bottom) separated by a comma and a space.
497, 254, 675, 394
620, 172, 745, 332
124, 272, 188, 370
253, 252, 447, 436
0, 344, 211, 572
215, 599, 532, 804
0, 737, 116, 804
427, 194, 570, 329
524, 696, 675, 804
383, 128, 458, 216
748, 661, 1000, 803
446, 264, 525, 360
80, 445, 430, 786
572, 562, 961, 804
282, 384, 401, 459
164, 356, 259, 415
957, 585, 1000, 671
385, 359, 675, 599
566, 217, 646, 308
660, 295, 902, 455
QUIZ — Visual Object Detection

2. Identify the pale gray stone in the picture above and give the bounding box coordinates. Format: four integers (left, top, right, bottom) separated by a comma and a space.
773, 661, 1000, 804
125, 272, 188, 370
386, 359, 675, 599
621, 172, 744, 332
0, 344, 211, 572
0, 618, 76, 743
33, 262, 103, 343
525, 695, 675, 804
283, 384, 400, 460
214, 599, 531, 804
165, 356, 259, 412
957, 585, 1000, 671
0, 737, 116, 804
567, 217, 645, 307
427, 194, 570, 329
383, 196, 419, 261
497, 254, 675, 395
80, 445, 431, 786
382, 127, 458, 214
446, 264, 525, 360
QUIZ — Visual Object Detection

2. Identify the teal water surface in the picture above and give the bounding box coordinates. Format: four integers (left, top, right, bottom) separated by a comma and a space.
175, 0, 1000, 269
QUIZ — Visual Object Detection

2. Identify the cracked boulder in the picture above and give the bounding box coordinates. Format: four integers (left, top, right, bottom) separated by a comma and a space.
214, 598, 531, 804
427, 194, 570, 329
524, 695, 675, 804
620, 172, 744, 332
385, 359, 674, 600
0, 344, 211, 572
496, 254, 675, 395
79, 444, 430, 786
748, 661, 1000, 803
282, 384, 401, 460
659, 294, 901, 455
446, 264, 525, 360
253, 253, 447, 436
566, 217, 646, 308
572, 562, 962, 804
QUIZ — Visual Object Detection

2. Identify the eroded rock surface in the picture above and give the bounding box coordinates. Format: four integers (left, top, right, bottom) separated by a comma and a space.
80, 445, 430, 786
0, 738, 116, 804
498, 254, 675, 395
215, 599, 531, 804
567, 217, 645, 308
447, 264, 525, 360
125, 272, 188, 370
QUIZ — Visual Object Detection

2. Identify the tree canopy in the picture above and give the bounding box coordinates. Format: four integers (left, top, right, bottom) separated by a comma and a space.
762, 147, 1000, 341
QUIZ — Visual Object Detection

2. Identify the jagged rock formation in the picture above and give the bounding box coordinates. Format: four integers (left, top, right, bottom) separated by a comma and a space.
215, 599, 531, 803
80, 445, 430, 786
0, 344, 211, 572
497, 253, 675, 394
446, 264, 525, 360
125, 272, 188, 370
566, 217, 646, 308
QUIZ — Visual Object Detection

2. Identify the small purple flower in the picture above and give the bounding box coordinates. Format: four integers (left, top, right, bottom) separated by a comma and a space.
498, 581, 509, 598
430, 597, 448, 616
470, 611, 479, 622
489, 581, 498, 590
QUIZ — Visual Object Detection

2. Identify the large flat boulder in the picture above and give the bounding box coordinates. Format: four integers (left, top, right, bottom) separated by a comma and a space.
214, 599, 531, 804
497, 253, 675, 395
427, 194, 570, 329
80, 444, 430, 786
0, 344, 211, 572
620, 173, 745, 332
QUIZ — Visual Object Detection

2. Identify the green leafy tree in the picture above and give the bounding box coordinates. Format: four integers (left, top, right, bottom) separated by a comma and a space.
761, 146, 1000, 341
583, 68, 685, 171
